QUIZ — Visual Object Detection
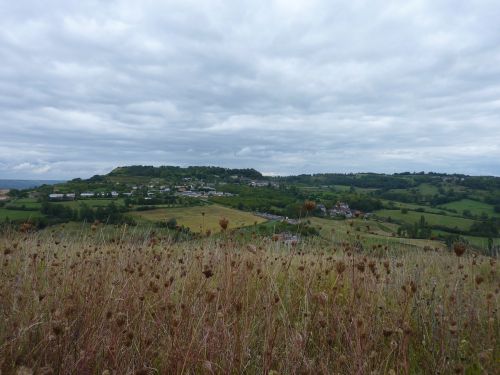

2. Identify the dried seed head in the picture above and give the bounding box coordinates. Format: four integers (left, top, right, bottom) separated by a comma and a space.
356, 262, 366, 273
303, 200, 316, 212
219, 217, 229, 231
453, 243, 466, 257
116, 313, 127, 327
202, 269, 214, 278
313, 291, 328, 306
52, 322, 64, 336
336, 261, 346, 274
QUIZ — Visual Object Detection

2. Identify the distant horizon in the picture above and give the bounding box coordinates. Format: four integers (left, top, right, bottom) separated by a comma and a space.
1, 164, 499, 182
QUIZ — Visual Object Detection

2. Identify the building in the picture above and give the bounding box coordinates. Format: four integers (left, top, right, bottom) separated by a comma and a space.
329, 202, 353, 218
249, 180, 269, 187
80, 192, 95, 198
48, 193, 65, 200
48, 193, 75, 201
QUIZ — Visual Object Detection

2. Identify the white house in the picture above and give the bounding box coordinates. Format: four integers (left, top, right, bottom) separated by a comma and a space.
49, 193, 64, 200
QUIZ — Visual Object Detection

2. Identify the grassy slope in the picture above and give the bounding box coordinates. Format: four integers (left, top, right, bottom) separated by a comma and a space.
380, 200, 446, 214
0, 208, 43, 220
310, 217, 445, 250
129, 204, 267, 233
417, 183, 440, 195
5, 198, 41, 209
374, 209, 475, 231
438, 199, 498, 217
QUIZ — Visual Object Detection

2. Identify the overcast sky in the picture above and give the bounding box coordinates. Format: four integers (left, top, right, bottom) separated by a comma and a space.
1, 0, 500, 179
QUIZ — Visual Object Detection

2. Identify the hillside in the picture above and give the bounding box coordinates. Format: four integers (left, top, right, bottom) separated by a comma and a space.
0, 166, 498, 254
109, 165, 263, 181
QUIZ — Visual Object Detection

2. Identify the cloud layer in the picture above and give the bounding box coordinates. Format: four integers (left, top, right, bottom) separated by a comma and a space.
1, 0, 500, 178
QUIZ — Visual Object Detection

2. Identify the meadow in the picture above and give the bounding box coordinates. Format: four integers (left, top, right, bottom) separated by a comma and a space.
374, 209, 475, 231
0, 208, 43, 221
309, 217, 445, 252
438, 199, 499, 217
0, 225, 498, 374
129, 204, 266, 233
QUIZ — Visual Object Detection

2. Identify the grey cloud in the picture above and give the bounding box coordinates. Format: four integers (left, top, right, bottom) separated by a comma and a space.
1, 0, 500, 179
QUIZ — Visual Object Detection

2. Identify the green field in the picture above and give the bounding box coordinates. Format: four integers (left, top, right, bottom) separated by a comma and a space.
0, 208, 43, 221
4, 198, 41, 209
129, 204, 267, 233
374, 209, 475, 231
438, 199, 498, 217
381, 200, 446, 215
417, 183, 440, 195
309, 217, 445, 250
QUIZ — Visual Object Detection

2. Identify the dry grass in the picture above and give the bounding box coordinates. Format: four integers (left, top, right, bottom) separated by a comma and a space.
0, 227, 498, 374
129, 204, 266, 233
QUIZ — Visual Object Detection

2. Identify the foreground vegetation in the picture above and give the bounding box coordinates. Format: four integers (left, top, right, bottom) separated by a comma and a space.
0, 226, 498, 374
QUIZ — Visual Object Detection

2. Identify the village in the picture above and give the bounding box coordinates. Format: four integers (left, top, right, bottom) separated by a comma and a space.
46, 178, 278, 201
48, 185, 235, 201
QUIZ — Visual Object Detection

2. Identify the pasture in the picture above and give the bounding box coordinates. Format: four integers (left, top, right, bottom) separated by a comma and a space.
310, 217, 445, 251
129, 204, 266, 233
438, 199, 498, 217
0, 208, 43, 221
374, 209, 475, 231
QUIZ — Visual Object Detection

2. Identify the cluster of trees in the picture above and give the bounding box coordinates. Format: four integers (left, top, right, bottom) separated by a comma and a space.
41, 202, 135, 225
6, 189, 28, 198
124, 195, 201, 207
213, 185, 301, 216
395, 214, 498, 239
344, 195, 383, 212
109, 165, 263, 181
282, 173, 413, 189
458, 176, 500, 190
469, 218, 499, 237
250, 221, 319, 237
397, 216, 432, 239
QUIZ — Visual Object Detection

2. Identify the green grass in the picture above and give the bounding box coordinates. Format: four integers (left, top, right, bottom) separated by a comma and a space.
417, 183, 439, 195
432, 229, 500, 249
0, 208, 43, 221
381, 200, 446, 215
461, 235, 500, 248
309, 217, 444, 251
438, 199, 498, 217
333, 185, 352, 192
374, 209, 475, 231
129, 204, 267, 233
5, 198, 42, 209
